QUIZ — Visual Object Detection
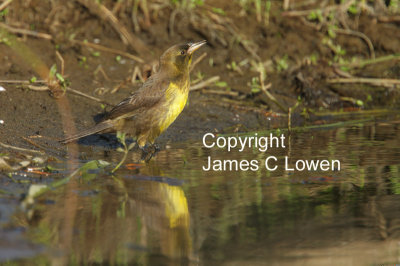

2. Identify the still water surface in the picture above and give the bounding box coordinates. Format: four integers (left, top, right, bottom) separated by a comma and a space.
4, 114, 400, 265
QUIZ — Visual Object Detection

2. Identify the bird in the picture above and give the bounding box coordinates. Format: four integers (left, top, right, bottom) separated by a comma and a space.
60, 40, 207, 151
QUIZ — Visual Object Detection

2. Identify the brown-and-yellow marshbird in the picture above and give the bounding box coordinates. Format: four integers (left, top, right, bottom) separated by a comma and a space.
61, 40, 207, 150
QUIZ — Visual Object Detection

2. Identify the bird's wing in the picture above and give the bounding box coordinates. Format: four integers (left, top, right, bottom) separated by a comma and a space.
104, 74, 169, 121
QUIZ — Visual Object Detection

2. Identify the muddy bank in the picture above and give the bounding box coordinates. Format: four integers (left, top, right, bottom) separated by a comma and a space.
0, 0, 400, 155
1, 1, 400, 264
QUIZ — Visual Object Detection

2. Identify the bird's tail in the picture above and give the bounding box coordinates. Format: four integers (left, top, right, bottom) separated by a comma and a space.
60, 121, 114, 144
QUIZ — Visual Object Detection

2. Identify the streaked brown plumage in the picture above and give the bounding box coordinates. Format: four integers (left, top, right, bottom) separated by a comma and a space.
61, 40, 206, 147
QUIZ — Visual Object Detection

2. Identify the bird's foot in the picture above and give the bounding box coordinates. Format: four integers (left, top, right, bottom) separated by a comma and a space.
140, 144, 160, 161
152, 144, 161, 152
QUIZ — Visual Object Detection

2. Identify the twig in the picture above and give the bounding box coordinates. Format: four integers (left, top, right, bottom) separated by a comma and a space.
338, 53, 400, 69
0, 141, 44, 155
111, 0, 122, 14
378, 15, 400, 23
259, 75, 287, 112
288, 100, 300, 132
139, 0, 151, 29
334, 28, 375, 59
299, 16, 322, 31
76, 0, 151, 59
71, 39, 144, 63
204, 11, 260, 60
227, 25, 260, 61
282, 1, 354, 17
94, 65, 111, 81
0, 23, 52, 40
327, 77, 400, 88
283, 0, 290, 10
27, 85, 48, 91
314, 108, 396, 117
169, 8, 180, 36
4, 79, 112, 104
22, 137, 47, 152
201, 89, 239, 97
333, 67, 353, 78
290, 0, 316, 9
0, 0, 12, 11
66, 87, 114, 106
131, 0, 140, 33
0, 79, 46, 84
190, 52, 207, 72
56, 51, 65, 76
340, 96, 362, 104
0, 80, 48, 91
111, 79, 129, 94
190, 76, 220, 91
282, 9, 314, 17
0, 79, 113, 105
130, 66, 145, 84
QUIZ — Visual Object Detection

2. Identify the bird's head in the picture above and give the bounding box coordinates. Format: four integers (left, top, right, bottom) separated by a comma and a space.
159, 40, 207, 75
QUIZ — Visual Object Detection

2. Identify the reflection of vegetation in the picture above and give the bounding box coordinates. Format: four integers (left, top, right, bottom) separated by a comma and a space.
112, 131, 136, 173
182, 122, 400, 263
389, 165, 400, 194
6, 117, 400, 264
22, 160, 110, 206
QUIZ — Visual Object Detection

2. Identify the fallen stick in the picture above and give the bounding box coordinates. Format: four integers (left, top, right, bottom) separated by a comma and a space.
0, 23, 52, 40
0, 141, 44, 155
334, 28, 375, 59
71, 40, 144, 63
190, 76, 220, 91
66, 87, 114, 106
258, 72, 287, 112
76, 0, 151, 59
0, 0, 13, 12
0, 79, 46, 84
0, 79, 114, 105
338, 54, 400, 69
327, 77, 400, 88
22, 137, 47, 152
378, 15, 400, 23
190, 52, 207, 72
201, 89, 239, 97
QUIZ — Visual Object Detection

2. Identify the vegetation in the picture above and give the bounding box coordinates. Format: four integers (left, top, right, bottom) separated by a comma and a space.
0, 1, 399, 264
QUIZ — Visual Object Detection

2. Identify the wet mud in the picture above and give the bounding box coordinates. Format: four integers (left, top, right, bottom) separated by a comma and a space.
0, 0, 400, 264
0, 0, 399, 153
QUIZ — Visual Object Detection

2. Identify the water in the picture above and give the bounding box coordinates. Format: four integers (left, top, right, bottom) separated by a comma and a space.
3, 115, 400, 265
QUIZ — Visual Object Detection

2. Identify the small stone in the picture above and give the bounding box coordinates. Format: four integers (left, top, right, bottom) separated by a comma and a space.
19, 160, 31, 167
32, 157, 46, 164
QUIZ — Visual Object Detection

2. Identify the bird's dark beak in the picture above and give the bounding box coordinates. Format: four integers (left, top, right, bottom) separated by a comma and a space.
187, 40, 207, 55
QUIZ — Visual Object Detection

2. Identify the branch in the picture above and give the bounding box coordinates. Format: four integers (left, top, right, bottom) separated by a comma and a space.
327, 77, 400, 88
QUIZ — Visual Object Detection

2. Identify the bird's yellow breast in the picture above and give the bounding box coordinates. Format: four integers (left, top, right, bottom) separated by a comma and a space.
159, 81, 189, 133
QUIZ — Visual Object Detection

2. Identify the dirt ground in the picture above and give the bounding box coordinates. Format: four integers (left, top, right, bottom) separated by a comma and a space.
1, 0, 400, 157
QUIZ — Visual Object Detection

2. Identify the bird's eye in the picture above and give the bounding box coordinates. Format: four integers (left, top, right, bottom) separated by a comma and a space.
180, 50, 185, 55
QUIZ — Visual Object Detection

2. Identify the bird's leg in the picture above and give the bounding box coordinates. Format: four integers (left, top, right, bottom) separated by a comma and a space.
139, 143, 160, 153
152, 143, 161, 152
140, 143, 160, 161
